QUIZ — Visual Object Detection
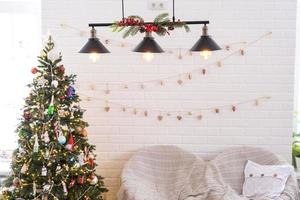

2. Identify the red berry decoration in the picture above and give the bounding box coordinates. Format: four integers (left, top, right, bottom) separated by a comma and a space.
58, 65, 65, 73
77, 176, 84, 184
31, 67, 38, 74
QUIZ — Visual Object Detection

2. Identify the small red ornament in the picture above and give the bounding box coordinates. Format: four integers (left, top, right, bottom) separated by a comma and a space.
88, 158, 94, 168
69, 179, 75, 188
144, 24, 158, 32
31, 67, 38, 74
58, 65, 65, 73
66, 134, 74, 151
60, 96, 66, 100
77, 176, 84, 184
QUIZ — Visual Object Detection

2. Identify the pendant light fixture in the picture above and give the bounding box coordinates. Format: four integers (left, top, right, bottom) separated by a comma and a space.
79, 27, 110, 62
79, 0, 221, 60
190, 24, 221, 59
133, 32, 164, 62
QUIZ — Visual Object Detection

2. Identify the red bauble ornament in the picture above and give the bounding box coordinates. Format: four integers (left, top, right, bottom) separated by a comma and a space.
88, 158, 94, 168
69, 179, 75, 188
58, 65, 65, 73
66, 134, 74, 151
31, 67, 38, 74
60, 96, 66, 100
77, 176, 84, 184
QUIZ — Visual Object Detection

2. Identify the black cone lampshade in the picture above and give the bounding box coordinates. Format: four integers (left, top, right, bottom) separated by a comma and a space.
79, 27, 110, 53
190, 25, 221, 52
133, 32, 164, 53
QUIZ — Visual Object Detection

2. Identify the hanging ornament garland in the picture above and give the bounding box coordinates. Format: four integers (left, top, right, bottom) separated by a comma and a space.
111, 13, 190, 38
80, 95, 271, 121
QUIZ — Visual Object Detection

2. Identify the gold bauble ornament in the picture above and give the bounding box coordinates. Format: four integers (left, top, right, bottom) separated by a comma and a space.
80, 129, 88, 137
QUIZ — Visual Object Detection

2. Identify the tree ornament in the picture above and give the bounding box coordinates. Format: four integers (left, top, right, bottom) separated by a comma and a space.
77, 176, 84, 184
80, 129, 88, 137
88, 158, 94, 168
33, 182, 37, 196
56, 165, 62, 174
58, 65, 65, 73
12, 177, 20, 187
51, 80, 59, 88
23, 110, 31, 121
41, 165, 47, 176
61, 181, 68, 196
47, 95, 55, 115
58, 134, 67, 145
69, 179, 75, 188
43, 131, 50, 143
45, 148, 49, 159
43, 184, 51, 193
31, 67, 38, 74
37, 77, 47, 86
66, 134, 74, 151
90, 175, 98, 185
33, 135, 39, 153
66, 86, 75, 99
21, 163, 29, 174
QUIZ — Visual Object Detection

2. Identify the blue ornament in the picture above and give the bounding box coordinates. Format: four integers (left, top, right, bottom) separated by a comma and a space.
66, 86, 75, 99
58, 135, 66, 144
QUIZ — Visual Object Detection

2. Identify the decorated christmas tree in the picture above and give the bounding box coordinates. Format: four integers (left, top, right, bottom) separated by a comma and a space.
1, 37, 107, 200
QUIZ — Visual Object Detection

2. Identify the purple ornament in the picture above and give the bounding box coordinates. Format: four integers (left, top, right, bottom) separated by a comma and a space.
66, 86, 75, 99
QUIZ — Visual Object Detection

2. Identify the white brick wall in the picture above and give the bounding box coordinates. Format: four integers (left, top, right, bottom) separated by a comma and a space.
41, 0, 297, 199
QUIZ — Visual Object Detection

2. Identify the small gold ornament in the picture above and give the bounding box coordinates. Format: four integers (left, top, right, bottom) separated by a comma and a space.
80, 129, 88, 137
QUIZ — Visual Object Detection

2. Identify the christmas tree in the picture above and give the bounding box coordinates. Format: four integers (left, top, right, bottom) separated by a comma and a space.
1, 37, 107, 200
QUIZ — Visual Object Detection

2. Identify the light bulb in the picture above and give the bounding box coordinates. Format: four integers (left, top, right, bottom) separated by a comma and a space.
89, 53, 100, 63
200, 50, 212, 60
142, 52, 154, 62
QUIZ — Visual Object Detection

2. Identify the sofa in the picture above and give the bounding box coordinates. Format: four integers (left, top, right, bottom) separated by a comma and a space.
118, 146, 299, 200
